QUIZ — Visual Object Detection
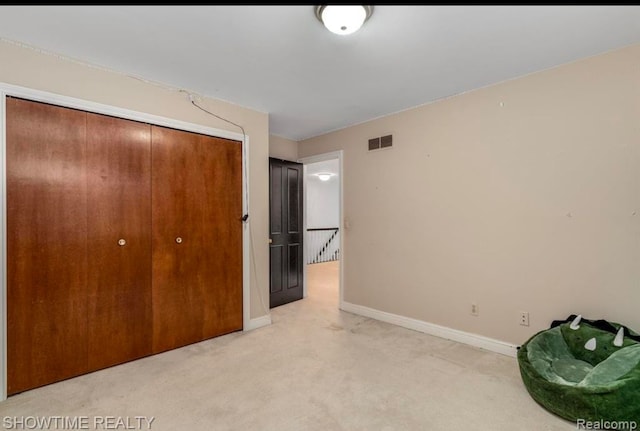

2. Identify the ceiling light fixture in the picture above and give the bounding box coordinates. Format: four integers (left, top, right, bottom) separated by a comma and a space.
315, 172, 335, 181
315, 5, 374, 36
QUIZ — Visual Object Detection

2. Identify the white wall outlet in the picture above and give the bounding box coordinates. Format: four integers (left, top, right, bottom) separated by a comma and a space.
520, 311, 530, 326
471, 303, 479, 316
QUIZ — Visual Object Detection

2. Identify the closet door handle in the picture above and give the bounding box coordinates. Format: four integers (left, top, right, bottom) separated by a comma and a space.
175, 237, 183, 244
118, 239, 126, 246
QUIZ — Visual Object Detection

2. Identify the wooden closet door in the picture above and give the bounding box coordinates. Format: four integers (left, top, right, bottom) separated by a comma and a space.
151, 126, 242, 353
6, 98, 88, 395
86, 113, 152, 370
199, 134, 243, 338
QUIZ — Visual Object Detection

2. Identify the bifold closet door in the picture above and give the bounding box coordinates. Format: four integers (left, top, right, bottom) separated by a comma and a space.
6, 97, 89, 395
6, 96, 243, 394
151, 126, 243, 354
86, 113, 152, 370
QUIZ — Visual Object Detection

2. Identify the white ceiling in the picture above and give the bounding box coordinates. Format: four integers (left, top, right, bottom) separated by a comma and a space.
1, 5, 639, 141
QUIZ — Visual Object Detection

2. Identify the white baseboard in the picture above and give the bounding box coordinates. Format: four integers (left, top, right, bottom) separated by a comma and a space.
244, 315, 272, 331
340, 301, 518, 357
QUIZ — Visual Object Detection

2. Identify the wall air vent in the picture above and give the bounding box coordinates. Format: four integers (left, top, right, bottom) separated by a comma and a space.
368, 135, 392, 151
368, 137, 380, 151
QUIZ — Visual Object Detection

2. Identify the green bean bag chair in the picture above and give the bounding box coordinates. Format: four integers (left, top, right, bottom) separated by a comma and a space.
518, 315, 640, 426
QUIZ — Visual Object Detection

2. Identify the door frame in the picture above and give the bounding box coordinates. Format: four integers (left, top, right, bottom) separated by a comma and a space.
0, 82, 252, 402
298, 150, 344, 307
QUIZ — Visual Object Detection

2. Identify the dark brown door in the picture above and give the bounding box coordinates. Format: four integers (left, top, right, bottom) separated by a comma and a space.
6, 97, 89, 395
86, 113, 152, 370
151, 126, 243, 353
269, 158, 304, 308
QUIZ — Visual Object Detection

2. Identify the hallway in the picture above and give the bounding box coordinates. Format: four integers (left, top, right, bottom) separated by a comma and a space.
306, 261, 340, 308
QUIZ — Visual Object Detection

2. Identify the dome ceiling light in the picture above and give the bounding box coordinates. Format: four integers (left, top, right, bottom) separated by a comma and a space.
315, 5, 374, 36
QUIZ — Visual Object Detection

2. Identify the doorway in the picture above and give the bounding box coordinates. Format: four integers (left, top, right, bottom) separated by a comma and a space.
299, 151, 343, 307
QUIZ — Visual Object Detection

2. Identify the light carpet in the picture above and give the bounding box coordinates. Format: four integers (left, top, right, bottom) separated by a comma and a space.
0, 261, 574, 430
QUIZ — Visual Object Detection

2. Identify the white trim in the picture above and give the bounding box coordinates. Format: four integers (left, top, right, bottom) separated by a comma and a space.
341, 301, 518, 357
338, 153, 344, 307
0, 83, 244, 143
298, 150, 344, 306
0, 83, 251, 401
301, 163, 309, 299
242, 136, 251, 331
244, 315, 272, 331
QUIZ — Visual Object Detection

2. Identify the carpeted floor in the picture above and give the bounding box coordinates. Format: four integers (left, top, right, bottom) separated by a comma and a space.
0, 261, 574, 430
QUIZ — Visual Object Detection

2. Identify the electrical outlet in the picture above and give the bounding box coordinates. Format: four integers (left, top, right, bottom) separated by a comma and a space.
520, 311, 530, 326
471, 303, 479, 316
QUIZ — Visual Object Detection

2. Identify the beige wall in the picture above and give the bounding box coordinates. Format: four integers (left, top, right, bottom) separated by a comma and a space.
299, 44, 640, 345
269, 134, 299, 161
0, 39, 271, 320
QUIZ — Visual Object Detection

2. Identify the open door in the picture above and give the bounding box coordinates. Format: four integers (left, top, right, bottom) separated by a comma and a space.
269, 158, 304, 308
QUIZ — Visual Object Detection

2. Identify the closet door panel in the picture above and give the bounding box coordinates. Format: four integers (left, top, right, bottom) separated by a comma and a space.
151, 126, 243, 353
199, 136, 243, 337
86, 113, 152, 370
151, 126, 206, 353
6, 98, 88, 394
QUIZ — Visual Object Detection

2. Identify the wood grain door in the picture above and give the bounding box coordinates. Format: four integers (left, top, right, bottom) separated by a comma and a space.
86, 113, 152, 370
6, 97, 89, 395
269, 158, 304, 308
151, 126, 242, 354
